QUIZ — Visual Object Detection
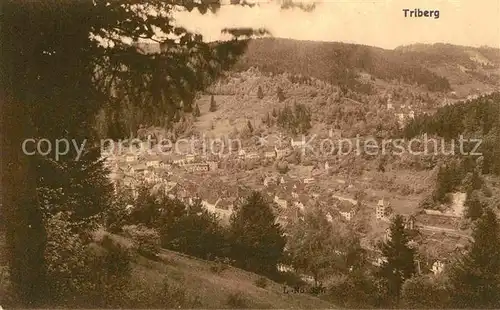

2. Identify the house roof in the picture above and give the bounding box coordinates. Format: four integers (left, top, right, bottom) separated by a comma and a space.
338, 200, 355, 212
133, 163, 148, 171
297, 194, 309, 205
293, 181, 306, 191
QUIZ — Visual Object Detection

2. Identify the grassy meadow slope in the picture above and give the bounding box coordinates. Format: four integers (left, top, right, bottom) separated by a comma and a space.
94, 231, 335, 309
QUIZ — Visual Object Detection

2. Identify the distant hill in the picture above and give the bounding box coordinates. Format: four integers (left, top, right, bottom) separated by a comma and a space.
395, 43, 500, 68
394, 43, 500, 93
232, 38, 500, 93
95, 39, 500, 140
233, 38, 451, 92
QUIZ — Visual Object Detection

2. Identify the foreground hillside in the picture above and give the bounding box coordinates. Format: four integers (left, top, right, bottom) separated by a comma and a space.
94, 231, 335, 309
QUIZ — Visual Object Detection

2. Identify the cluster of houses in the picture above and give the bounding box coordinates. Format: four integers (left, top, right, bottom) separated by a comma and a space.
386, 96, 416, 127
262, 173, 420, 227
103, 136, 454, 277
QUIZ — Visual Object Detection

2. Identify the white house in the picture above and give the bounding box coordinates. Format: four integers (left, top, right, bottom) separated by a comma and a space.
432, 260, 445, 275
172, 155, 186, 166
384, 227, 391, 241
339, 202, 356, 221
145, 171, 160, 184
185, 154, 196, 163
339, 210, 355, 221
146, 160, 160, 168
403, 215, 416, 230
201, 198, 233, 224
326, 212, 334, 223
293, 201, 305, 211
207, 161, 218, 171
275, 146, 289, 159
328, 129, 342, 139
324, 161, 330, 170
376, 199, 387, 220
303, 178, 315, 184
185, 163, 209, 172
277, 263, 295, 273
159, 162, 172, 170
274, 195, 288, 209
290, 138, 305, 148
246, 152, 259, 159
372, 257, 388, 267
264, 150, 276, 158
263, 175, 278, 187
125, 204, 134, 214
396, 113, 405, 124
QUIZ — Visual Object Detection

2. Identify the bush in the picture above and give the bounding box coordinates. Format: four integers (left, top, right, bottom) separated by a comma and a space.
276, 161, 289, 174
210, 257, 230, 274
272, 271, 306, 288
482, 185, 493, 197
44, 214, 95, 305
123, 225, 161, 259
0, 265, 17, 306
326, 272, 388, 308
257, 86, 264, 99
226, 292, 248, 308
254, 276, 268, 288
105, 198, 131, 233
44, 215, 133, 307
401, 275, 450, 308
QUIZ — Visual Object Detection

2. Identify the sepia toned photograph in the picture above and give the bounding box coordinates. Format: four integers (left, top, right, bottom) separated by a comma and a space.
1, 0, 499, 308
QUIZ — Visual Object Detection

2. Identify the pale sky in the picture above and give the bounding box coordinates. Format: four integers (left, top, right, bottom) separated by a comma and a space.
173, 0, 500, 49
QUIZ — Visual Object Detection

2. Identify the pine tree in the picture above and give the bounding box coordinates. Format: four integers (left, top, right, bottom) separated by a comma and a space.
1, 0, 259, 304
209, 95, 217, 112
247, 120, 253, 132
378, 215, 416, 302
294, 102, 312, 134
158, 198, 226, 260
229, 192, 285, 275
264, 112, 272, 127
449, 209, 500, 308
193, 103, 201, 117
182, 96, 194, 113
287, 207, 365, 286
434, 162, 463, 203
272, 107, 278, 117
464, 191, 484, 221
257, 85, 264, 99
277, 86, 285, 102
470, 169, 483, 191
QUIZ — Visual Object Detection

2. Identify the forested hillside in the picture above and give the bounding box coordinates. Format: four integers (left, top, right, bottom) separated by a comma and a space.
403, 92, 500, 176
233, 38, 452, 91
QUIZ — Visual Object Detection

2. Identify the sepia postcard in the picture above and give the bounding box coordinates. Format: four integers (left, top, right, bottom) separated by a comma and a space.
1, 0, 500, 308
